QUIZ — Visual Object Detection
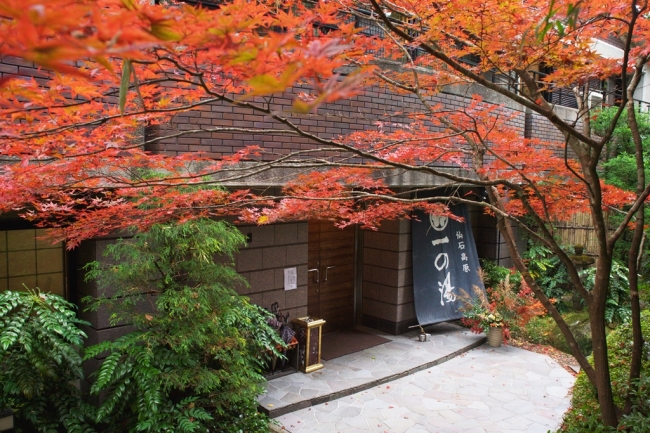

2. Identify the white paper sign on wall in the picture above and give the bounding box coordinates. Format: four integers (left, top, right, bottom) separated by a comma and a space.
284, 267, 297, 291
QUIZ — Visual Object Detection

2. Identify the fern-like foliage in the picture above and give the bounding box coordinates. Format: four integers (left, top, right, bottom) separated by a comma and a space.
0, 289, 96, 433
84, 219, 282, 433
582, 261, 632, 326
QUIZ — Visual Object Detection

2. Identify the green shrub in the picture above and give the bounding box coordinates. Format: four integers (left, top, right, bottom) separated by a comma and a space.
560, 310, 650, 432
480, 259, 522, 289
581, 261, 632, 326
83, 219, 282, 433
0, 289, 96, 433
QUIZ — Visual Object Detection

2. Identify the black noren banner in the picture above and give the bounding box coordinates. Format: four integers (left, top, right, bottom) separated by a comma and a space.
411, 204, 486, 326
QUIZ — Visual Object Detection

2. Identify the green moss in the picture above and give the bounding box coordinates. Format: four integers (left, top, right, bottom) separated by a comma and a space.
518, 311, 593, 356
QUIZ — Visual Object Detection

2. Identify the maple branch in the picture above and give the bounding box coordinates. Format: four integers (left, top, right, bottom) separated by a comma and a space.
366, 0, 603, 150
136, 188, 537, 230
359, 13, 594, 309
563, 134, 592, 197
513, 185, 592, 303
0, 77, 161, 116
609, 181, 650, 248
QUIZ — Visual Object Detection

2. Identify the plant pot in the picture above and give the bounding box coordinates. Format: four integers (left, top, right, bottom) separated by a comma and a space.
487, 326, 503, 347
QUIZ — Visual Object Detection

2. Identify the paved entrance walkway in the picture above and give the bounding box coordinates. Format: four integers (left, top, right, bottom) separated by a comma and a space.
273, 344, 575, 433
259, 323, 486, 417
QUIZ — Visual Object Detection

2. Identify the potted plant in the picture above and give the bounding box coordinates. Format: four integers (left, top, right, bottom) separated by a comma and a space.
462, 271, 547, 347
461, 290, 507, 347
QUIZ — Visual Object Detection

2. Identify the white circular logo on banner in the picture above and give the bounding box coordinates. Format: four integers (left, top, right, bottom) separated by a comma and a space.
429, 214, 448, 231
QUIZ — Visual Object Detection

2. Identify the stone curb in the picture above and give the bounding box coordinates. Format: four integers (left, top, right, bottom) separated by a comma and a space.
269, 421, 285, 433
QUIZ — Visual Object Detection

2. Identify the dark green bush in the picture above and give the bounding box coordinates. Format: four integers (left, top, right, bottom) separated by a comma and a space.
523, 244, 571, 309
581, 261, 632, 326
480, 259, 522, 290
0, 289, 96, 433
560, 310, 650, 432
592, 108, 650, 279
84, 219, 281, 433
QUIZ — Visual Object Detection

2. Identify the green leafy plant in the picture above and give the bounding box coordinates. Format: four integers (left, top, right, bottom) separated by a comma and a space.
480, 259, 522, 289
0, 289, 96, 433
619, 375, 650, 432
592, 107, 650, 163
581, 260, 632, 326
561, 310, 650, 432
83, 219, 282, 433
523, 244, 572, 308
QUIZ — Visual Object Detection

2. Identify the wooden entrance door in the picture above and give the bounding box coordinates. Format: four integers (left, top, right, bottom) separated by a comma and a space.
308, 221, 355, 334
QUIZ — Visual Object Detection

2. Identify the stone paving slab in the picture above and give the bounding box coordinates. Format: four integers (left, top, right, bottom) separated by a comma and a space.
258, 323, 486, 417
274, 345, 575, 433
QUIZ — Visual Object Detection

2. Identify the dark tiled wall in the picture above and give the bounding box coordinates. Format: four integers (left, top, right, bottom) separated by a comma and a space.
361, 204, 515, 335
471, 207, 526, 268
235, 222, 309, 320
362, 219, 417, 334
74, 238, 138, 390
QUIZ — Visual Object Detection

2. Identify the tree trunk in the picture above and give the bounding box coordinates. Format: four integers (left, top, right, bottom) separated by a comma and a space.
625, 220, 644, 414
569, 132, 621, 426
624, 94, 646, 413
590, 256, 619, 426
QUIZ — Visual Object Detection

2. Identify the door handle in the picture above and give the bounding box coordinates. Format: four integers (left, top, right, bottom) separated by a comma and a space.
308, 268, 319, 283
324, 266, 335, 281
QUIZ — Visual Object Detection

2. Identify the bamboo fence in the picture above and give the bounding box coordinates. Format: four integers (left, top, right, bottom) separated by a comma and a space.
552, 212, 601, 254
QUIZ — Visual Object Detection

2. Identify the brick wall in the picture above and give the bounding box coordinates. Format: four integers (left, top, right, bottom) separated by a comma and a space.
524, 106, 583, 158
0, 55, 52, 84
145, 84, 528, 167
0, 55, 582, 168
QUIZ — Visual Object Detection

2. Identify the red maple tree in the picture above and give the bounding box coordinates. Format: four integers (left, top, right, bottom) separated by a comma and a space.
2, 0, 650, 427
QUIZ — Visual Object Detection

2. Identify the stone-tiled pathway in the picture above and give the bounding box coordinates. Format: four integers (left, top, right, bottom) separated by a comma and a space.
258, 323, 486, 417
274, 344, 575, 433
